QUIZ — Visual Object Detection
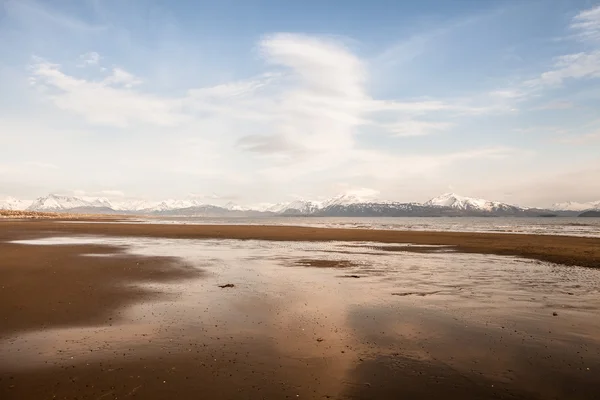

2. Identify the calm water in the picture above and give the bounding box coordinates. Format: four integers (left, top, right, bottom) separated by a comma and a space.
135, 216, 600, 238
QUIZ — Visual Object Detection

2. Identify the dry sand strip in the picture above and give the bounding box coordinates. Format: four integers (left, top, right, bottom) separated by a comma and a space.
1, 219, 599, 268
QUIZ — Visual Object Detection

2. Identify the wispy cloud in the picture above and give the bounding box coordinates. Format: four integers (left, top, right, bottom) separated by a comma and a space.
526, 51, 600, 87
488, 5, 600, 106
29, 57, 187, 127
77, 52, 101, 67
570, 5, 600, 43
5, 0, 106, 32
102, 67, 143, 88
379, 120, 454, 137
22, 32, 539, 194
30, 36, 476, 155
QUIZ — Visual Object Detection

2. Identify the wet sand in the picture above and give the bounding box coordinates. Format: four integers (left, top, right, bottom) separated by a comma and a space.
1, 220, 600, 399
2, 219, 600, 267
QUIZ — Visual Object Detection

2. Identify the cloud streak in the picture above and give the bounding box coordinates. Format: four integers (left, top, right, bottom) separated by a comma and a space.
571, 5, 600, 43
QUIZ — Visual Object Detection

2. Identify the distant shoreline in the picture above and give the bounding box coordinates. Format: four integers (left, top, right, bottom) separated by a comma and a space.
2, 209, 598, 218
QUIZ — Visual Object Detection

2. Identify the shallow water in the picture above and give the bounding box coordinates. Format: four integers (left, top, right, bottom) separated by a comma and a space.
68, 216, 600, 238
3, 236, 600, 398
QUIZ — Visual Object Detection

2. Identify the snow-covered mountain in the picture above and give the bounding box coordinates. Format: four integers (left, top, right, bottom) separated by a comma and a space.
111, 199, 160, 211
321, 193, 384, 208
85, 197, 113, 209
425, 193, 522, 213
280, 200, 323, 214
317, 201, 439, 217
146, 199, 206, 212
0, 197, 32, 210
550, 201, 600, 211
27, 194, 106, 212
223, 202, 252, 212
5, 191, 597, 216
263, 202, 292, 213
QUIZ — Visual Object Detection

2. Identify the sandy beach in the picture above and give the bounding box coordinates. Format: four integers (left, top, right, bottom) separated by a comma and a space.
1, 219, 600, 399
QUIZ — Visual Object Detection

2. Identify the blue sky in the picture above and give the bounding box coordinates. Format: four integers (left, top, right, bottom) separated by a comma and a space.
1, 0, 599, 207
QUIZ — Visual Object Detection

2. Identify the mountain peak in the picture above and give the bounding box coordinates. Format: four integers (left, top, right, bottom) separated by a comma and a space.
0, 196, 33, 211
5, 191, 591, 215
551, 200, 600, 211
426, 193, 519, 212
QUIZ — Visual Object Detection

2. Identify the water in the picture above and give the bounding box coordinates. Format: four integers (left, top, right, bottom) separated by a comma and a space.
3, 235, 600, 399
128, 216, 600, 238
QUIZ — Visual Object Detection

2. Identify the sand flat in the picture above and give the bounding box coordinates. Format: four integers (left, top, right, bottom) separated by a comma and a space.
2, 219, 600, 267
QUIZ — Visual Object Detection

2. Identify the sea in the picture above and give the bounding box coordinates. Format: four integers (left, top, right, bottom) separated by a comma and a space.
127, 216, 600, 238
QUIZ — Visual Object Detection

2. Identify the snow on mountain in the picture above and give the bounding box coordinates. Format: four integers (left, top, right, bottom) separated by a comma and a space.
281, 200, 323, 214
248, 203, 279, 212
322, 194, 371, 208
550, 201, 600, 211
12, 191, 597, 216
223, 202, 252, 212
320, 189, 386, 208
425, 193, 522, 212
264, 202, 292, 213
84, 197, 113, 208
258, 199, 323, 214
147, 199, 205, 212
111, 199, 159, 211
27, 194, 101, 211
268, 192, 383, 214
0, 197, 32, 210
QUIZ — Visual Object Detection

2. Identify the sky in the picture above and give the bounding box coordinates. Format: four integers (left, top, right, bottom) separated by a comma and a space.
1, 0, 600, 207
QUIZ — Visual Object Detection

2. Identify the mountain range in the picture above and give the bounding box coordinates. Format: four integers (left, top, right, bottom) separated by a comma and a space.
2, 192, 598, 217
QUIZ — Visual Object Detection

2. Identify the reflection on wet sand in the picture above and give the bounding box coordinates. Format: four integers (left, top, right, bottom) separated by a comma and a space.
1, 234, 600, 399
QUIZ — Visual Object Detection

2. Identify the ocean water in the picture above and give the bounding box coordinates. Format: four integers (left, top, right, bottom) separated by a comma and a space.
135, 216, 600, 238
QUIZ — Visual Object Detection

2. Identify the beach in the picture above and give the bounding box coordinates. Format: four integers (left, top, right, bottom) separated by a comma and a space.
1, 219, 600, 399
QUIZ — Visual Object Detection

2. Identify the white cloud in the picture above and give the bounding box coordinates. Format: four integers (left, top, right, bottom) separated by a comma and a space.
260, 33, 366, 98
571, 5, 600, 43
77, 52, 101, 67
523, 6, 600, 89
486, 6, 600, 105
526, 51, 600, 87
19, 36, 540, 202
489, 89, 526, 99
30, 58, 188, 127
103, 67, 143, 88
28, 40, 485, 145
256, 33, 366, 157
381, 120, 453, 137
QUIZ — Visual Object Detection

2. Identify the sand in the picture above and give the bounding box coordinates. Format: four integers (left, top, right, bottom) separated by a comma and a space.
1, 219, 600, 399
1, 219, 599, 267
